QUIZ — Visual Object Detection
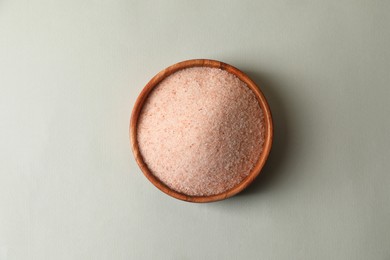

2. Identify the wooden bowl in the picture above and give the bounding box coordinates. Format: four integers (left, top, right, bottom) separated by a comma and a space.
130, 59, 273, 203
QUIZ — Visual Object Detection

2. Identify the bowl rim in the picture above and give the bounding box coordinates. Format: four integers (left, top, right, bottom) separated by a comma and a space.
130, 59, 273, 203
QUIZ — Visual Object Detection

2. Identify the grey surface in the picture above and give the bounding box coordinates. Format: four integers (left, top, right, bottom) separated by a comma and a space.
1, 0, 390, 259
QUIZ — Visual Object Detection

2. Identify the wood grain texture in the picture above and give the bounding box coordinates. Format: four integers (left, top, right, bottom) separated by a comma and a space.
130, 59, 273, 203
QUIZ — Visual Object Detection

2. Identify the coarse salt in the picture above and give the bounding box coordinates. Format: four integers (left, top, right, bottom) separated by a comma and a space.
137, 67, 264, 196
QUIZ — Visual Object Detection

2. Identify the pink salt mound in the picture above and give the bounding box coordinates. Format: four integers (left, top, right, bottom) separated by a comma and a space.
137, 67, 264, 196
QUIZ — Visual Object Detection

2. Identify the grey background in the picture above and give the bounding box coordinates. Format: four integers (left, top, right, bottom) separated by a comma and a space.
1, 0, 390, 259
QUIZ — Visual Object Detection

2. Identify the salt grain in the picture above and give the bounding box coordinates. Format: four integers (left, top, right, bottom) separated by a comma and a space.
137, 67, 265, 196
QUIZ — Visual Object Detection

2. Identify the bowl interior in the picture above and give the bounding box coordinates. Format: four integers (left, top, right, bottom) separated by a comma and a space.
130, 59, 273, 203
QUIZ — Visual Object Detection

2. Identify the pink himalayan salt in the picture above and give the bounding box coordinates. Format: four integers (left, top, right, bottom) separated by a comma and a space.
137, 67, 264, 196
